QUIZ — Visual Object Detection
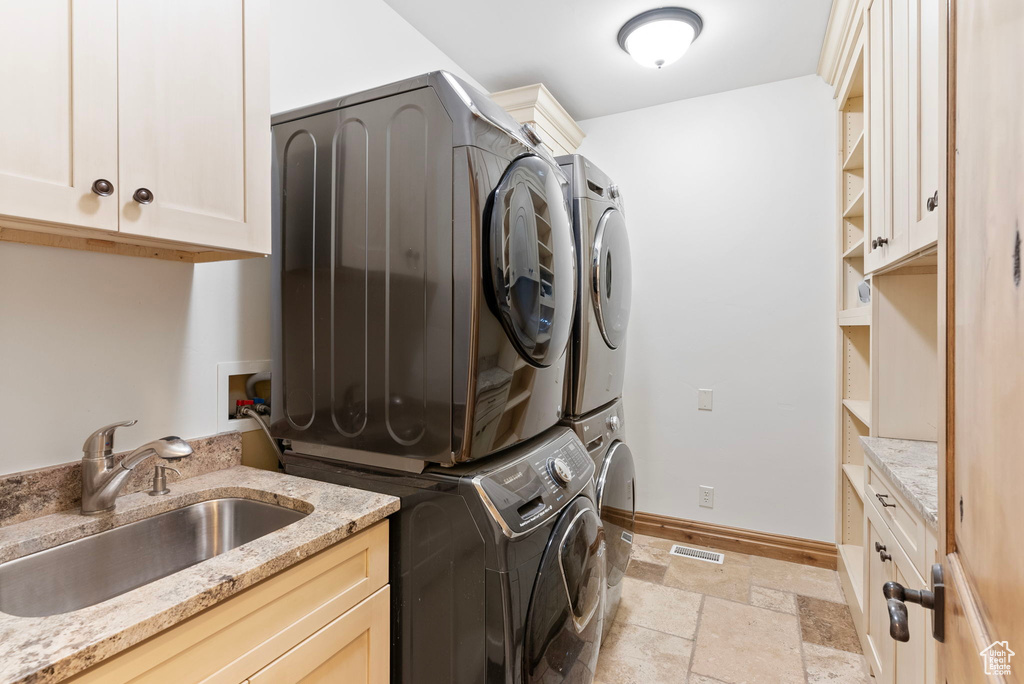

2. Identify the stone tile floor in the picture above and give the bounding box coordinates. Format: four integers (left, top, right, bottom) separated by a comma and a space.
595, 534, 871, 684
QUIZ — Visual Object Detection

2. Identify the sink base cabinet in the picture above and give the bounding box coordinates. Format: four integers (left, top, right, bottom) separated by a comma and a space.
64, 520, 389, 684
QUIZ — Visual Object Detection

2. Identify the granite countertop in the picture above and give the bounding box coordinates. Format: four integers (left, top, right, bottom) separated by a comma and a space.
860, 437, 938, 531
0, 466, 399, 684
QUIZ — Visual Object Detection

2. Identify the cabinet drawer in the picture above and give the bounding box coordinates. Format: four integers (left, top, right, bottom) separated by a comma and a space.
67, 521, 388, 683
865, 464, 926, 576
250, 585, 389, 684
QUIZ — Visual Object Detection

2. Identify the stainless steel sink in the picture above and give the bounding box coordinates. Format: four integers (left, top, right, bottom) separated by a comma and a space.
0, 498, 307, 617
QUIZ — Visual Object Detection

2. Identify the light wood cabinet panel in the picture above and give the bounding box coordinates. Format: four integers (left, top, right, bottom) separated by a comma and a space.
66, 521, 388, 684
0, 0, 118, 232
249, 586, 390, 684
117, 0, 270, 254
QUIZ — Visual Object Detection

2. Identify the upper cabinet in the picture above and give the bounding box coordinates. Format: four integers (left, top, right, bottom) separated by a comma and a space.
0, 0, 270, 262
0, 0, 119, 233
864, 0, 944, 273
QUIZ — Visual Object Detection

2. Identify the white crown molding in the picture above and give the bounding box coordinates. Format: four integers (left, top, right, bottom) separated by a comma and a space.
491, 83, 585, 156
818, 0, 861, 87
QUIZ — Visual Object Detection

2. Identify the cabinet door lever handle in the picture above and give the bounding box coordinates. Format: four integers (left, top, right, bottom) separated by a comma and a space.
881, 565, 946, 643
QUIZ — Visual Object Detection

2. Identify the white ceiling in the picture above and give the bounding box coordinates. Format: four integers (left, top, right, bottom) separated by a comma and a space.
382, 0, 833, 120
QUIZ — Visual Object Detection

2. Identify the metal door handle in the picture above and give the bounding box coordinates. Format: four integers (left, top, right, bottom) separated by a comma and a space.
91, 179, 114, 197
133, 188, 154, 204
876, 493, 896, 508
926, 191, 939, 212
882, 564, 945, 643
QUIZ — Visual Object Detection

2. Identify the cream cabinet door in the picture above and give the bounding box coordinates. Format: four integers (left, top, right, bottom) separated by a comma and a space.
907, 0, 941, 253
117, 0, 270, 254
249, 586, 390, 684
0, 0, 118, 232
891, 558, 928, 684
886, 0, 912, 260
866, 514, 895, 682
865, 0, 889, 273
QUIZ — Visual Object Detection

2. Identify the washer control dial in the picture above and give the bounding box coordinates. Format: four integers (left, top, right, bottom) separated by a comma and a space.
548, 457, 572, 488
607, 415, 621, 432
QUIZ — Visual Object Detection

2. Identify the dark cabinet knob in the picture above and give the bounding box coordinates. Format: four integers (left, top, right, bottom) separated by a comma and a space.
877, 237, 889, 246
871, 238, 878, 249
132, 188, 154, 205
91, 179, 114, 197
926, 191, 939, 212
875, 542, 886, 552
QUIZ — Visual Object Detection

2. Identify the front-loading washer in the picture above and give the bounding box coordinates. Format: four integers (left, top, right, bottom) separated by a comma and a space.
271, 72, 577, 468
557, 154, 632, 419
565, 398, 635, 639
281, 426, 605, 684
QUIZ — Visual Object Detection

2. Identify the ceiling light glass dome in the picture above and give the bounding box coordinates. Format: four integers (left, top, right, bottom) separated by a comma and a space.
617, 7, 703, 70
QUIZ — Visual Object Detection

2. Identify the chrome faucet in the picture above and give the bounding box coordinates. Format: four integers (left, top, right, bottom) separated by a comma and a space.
80, 420, 193, 514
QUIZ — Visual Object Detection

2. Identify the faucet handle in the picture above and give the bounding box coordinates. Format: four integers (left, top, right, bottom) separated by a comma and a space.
82, 420, 138, 459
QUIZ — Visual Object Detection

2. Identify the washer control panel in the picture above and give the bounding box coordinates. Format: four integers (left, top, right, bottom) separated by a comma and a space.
474, 428, 593, 536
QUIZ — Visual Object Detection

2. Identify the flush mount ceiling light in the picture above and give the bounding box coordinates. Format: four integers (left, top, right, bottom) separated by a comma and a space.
617, 7, 703, 70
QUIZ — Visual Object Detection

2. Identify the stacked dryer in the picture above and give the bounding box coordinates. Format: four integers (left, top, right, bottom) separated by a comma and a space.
557, 154, 636, 638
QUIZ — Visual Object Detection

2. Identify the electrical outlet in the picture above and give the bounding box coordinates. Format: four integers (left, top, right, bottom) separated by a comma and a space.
699, 485, 714, 508
697, 389, 713, 411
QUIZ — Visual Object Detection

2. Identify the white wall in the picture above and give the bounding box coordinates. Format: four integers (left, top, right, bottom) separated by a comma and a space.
577, 75, 837, 542
0, 0, 479, 475
270, 0, 484, 114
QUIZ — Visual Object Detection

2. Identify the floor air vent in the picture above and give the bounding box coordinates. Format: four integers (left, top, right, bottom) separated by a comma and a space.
669, 545, 724, 564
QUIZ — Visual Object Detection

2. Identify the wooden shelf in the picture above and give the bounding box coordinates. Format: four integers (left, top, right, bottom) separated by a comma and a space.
842, 238, 865, 259
843, 130, 865, 170
838, 544, 865, 612
842, 464, 865, 500
843, 189, 865, 218
843, 399, 871, 428
838, 307, 872, 326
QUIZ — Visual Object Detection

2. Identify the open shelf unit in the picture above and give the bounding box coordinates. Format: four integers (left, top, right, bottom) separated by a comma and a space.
833, 27, 869, 630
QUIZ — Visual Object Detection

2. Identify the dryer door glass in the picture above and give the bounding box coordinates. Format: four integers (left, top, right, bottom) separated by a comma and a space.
489, 155, 575, 367
592, 209, 632, 349
523, 497, 604, 683
596, 440, 636, 636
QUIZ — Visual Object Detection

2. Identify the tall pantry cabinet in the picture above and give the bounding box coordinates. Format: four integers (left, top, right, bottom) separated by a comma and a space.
0, 0, 270, 262
820, 0, 945, 681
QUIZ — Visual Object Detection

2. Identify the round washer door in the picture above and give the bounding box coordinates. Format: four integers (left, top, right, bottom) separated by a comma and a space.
596, 441, 636, 614
489, 155, 576, 367
523, 497, 605, 683
591, 209, 632, 349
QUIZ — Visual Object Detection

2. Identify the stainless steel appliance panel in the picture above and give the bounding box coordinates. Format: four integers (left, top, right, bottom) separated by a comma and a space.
272, 87, 454, 462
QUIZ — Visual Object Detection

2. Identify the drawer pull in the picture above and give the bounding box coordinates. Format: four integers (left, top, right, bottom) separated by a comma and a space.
875, 493, 896, 508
